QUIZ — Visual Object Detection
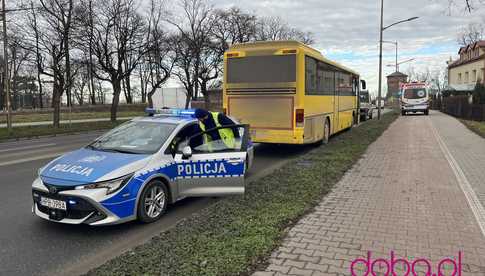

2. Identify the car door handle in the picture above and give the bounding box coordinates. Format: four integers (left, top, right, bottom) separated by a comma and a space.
227, 159, 243, 165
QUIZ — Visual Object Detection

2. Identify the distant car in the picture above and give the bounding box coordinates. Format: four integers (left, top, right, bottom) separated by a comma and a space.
400, 83, 429, 116
359, 90, 375, 121
32, 109, 254, 226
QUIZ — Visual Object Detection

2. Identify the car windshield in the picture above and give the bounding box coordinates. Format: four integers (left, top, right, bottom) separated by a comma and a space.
403, 88, 427, 99
88, 121, 177, 154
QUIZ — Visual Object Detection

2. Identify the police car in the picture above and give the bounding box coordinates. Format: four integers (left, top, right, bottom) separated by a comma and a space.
32, 109, 253, 225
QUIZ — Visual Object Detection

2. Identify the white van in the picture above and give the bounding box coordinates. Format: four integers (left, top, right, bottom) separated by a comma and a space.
400, 83, 429, 116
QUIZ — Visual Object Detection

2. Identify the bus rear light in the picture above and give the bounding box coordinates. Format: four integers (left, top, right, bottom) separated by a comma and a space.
296, 109, 304, 127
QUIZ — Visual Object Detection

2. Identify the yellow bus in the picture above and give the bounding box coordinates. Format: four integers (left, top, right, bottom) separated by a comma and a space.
223, 40, 365, 144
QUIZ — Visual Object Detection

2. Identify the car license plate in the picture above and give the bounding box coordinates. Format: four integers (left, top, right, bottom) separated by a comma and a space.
40, 197, 67, 210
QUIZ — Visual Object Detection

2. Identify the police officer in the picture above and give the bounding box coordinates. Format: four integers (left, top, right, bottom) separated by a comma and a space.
194, 108, 238, 149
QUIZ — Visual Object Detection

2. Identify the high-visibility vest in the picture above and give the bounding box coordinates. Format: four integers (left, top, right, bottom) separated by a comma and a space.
199, 112, 236, 149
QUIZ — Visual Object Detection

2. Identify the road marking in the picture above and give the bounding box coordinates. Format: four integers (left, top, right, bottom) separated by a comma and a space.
430, 117, 485, 238
0, 152, 64, 167
0, 143, 56, 153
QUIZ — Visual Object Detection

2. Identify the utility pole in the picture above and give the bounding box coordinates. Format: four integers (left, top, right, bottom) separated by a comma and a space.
377, 0, 384, 120
2, 0, 11, 133
88, 0, 95, 105
378, 8, 418, 120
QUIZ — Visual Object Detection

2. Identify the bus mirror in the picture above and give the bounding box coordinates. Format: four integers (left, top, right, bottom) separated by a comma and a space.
361, 80, 367, 90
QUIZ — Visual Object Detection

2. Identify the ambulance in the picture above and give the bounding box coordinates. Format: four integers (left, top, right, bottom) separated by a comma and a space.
400, 82, 430, 116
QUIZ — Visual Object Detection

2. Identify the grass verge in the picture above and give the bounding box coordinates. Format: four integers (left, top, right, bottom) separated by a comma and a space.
88, 111, 399, 276
0, 111, 144, 124
0, 120, 126, 141
460, 119, 485, 139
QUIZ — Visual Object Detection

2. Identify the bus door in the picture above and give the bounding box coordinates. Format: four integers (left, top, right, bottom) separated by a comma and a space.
333, 79, 339, 133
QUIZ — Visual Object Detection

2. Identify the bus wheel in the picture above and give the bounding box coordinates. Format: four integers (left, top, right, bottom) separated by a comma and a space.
323, 119, 330, 144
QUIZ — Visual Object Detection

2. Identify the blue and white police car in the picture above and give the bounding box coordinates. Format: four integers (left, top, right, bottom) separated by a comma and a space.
32, 109, 253, 225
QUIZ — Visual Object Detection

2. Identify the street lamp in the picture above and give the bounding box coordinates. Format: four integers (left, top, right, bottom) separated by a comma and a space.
386, 58, 415, 71
377, 0, 418, 120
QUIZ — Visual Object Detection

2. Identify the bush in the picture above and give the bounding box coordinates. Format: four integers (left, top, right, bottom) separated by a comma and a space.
472, 82, 485, 104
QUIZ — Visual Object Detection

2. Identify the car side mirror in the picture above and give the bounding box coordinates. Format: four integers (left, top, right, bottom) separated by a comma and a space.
182, 146, 192, 159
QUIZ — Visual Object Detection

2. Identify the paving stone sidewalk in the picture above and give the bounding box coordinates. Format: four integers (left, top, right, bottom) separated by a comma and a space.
253, 112, 485, 276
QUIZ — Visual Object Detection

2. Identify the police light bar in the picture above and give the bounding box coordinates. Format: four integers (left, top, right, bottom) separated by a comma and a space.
145, 108, 196, 117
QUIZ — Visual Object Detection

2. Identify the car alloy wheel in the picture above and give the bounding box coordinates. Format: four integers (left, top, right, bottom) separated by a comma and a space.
145, 185, 165, 218
138, 180, 168, 223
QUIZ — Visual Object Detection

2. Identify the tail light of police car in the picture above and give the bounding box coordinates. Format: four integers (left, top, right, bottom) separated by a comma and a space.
296, 109, 304, 127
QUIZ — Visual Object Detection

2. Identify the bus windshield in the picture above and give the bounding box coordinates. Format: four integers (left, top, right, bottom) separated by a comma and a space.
403, 88, 427, 99
227, 55, 296, 83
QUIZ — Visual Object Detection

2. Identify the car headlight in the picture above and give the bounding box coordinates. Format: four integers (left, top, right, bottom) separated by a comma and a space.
75, 173, 133, 195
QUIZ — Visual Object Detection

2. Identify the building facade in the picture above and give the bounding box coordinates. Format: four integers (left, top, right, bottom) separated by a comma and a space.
448, 41, 485, 90
386, 71, 408, 99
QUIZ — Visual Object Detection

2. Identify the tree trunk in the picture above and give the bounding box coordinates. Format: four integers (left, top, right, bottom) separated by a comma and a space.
140, 70, 147, 104
0, 77, 4, 110
201, 80, 210, 109
122, 77, 127, 103
111, 79, 121, 122
65, 38, 72, 107
125, 74, 132, 104
37, 70, 43, 109
52, 83, 62, 128
88, 0, 96, 105
147, 87, 156, 108
184, 85, 193, 109
53, 97, 61, 128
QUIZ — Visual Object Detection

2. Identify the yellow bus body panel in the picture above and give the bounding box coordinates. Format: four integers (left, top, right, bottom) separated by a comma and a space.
223, 41, 359, 144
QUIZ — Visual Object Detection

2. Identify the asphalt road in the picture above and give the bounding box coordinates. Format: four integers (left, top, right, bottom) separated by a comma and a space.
0, 109, 389, 276
0, 131, 313, 276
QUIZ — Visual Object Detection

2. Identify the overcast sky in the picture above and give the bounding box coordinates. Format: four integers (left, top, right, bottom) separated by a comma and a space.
213, 0, 484, 95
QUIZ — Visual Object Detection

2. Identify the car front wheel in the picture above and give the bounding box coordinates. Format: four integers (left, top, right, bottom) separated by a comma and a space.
137, 180, 168, 223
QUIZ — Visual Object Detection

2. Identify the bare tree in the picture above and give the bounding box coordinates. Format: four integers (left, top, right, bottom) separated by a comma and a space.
166, 0, 215, 108
198, 41, 221, 108
25, 0, 75, 127
406, 66, 432, 83
255, 16, 314, 45
85, 0, 147, 121
430, 69, 448, 92
212, 7, 256, 51
27, 1, 45, 109
457, 22, 484, 46
142, 0, 173, 108
7, 30, 31, 110
71, 59, 89, 105
448, 0, 484, 13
